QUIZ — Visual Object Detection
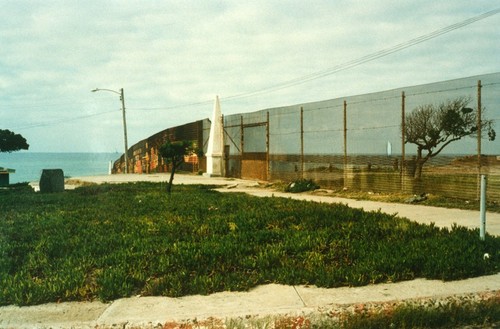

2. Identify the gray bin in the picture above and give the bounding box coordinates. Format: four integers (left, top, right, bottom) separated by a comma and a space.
39, 169, 65, 193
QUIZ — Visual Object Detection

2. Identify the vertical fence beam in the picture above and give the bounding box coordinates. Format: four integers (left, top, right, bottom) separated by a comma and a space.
300, 107, 304, 179
343, 100, 348, 188
477, 80, 483, 167
266, 111, 270, 181
477, 80, 482, 199
401, 91, 406, 191
240, 116, 244, 179
240, 115, 244, 155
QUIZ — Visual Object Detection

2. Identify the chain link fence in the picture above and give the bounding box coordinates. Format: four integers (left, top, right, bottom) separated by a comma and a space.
224, 72, 500, 201
116, 73, 499, 201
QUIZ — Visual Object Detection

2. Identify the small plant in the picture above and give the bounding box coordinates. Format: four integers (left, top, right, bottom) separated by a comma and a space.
285, 179, 319, 193
159, 139, 201, 194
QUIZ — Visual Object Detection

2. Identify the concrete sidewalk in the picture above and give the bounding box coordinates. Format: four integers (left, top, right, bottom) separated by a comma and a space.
4, 173, 497, 328
1, 274, 499, 328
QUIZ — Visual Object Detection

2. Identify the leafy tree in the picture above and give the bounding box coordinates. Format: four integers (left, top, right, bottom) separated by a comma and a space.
403, 96, 495, 179
159, 139, 199, 194
0, 129, 29, 153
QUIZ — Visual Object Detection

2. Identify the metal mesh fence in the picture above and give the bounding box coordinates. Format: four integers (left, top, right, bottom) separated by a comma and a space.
224, 72, 500, 201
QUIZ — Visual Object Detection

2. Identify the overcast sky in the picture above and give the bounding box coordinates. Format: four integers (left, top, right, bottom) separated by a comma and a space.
1, 1, 499, 152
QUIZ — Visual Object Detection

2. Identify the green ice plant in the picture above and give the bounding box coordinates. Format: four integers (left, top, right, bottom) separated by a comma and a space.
0, 183, 498, 305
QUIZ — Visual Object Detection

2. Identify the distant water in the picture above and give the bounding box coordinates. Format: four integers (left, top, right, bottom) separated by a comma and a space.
0, 152, 120, 184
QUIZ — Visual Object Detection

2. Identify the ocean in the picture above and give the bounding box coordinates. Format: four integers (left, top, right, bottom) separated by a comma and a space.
0, 152, 120, 184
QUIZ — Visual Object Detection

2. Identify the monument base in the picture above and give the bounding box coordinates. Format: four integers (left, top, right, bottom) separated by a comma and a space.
205, 155, 224, 177
203, 172, 221, 178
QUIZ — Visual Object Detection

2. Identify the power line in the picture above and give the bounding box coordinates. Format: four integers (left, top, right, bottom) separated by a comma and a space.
221, 8, 500, 101
5, 8, 499, 130
12, 109, 117, 131
127, 8, 499, 112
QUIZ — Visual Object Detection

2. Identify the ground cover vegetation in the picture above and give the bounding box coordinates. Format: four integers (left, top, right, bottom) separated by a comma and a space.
0, 183, 498, 306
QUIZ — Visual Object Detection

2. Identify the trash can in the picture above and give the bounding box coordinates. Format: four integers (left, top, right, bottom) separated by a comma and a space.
0, 168, 15, 187
39, 169, 65, 193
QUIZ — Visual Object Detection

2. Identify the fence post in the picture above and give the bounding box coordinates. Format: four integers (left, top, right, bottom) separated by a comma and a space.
477, 80, 482, 199
480, 174, 487, 241
240, 115, 244, 178
266, 111, 270, 181
343, 100, 348, 188
300, 107, 304, 179
401, 91, 406, 191
240, 115, 244, 153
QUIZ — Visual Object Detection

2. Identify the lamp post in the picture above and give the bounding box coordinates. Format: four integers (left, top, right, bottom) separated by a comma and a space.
92, 88, 129, 174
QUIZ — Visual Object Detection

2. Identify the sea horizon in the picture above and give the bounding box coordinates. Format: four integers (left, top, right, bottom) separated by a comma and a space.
1, 152, 121, 184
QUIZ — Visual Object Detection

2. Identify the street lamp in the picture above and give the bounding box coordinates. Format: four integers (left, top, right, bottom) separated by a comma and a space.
91, 88, 129, 174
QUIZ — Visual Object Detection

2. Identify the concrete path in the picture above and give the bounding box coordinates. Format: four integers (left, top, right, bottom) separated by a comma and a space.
1, 275, 499, 328
3, 173, 497, 328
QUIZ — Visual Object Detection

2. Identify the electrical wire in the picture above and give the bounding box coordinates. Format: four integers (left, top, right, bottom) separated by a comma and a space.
4, 8, 499, 128
12, 109, 118, 131
126, 8, 499, 112
221, 8, 500, 101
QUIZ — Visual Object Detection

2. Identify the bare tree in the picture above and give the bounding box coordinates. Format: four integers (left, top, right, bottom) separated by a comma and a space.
403, 96, 495, 179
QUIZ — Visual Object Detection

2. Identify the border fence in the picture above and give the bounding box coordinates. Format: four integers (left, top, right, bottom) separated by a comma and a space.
112, 119, 210, 175
116, 72, 500, 201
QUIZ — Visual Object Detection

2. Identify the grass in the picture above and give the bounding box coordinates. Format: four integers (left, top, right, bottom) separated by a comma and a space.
0, 182, 499, 307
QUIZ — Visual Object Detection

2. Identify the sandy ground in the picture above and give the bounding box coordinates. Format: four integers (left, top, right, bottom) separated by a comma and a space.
2, 173, 498, 328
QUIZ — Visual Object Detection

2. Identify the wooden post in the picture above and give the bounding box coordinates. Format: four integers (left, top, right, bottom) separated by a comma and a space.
240, 115, 244, 153
266, 111, 270, 181
401, 91, 406, 190
221, 114, 225, 177
240, 115, 244, 178
477, 80, 482, 173
300, 107, 304, 179
343, 100, 347, 188
477, 80, 482, 199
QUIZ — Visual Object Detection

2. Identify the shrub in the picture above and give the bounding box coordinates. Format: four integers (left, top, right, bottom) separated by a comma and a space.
285, 179, 319, 193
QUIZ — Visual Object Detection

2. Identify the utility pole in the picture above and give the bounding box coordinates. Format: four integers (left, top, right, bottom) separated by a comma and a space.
92, 87, 129, 174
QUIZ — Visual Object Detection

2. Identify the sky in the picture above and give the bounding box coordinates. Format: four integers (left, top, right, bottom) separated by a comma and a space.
1, 1, 499, 153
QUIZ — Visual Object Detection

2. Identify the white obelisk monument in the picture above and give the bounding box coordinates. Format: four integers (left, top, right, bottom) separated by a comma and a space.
204, 95, 224, 177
